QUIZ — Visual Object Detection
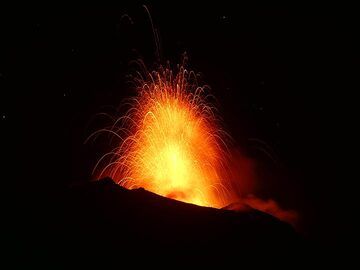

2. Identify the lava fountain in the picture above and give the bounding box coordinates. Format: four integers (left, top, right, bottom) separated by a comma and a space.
93, 64, 234, 208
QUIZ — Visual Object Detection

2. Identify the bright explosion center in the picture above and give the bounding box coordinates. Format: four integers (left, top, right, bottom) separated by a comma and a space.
97, 65, 232, 208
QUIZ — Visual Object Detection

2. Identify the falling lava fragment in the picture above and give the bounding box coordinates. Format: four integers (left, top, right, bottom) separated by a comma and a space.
96, 65, 234, 208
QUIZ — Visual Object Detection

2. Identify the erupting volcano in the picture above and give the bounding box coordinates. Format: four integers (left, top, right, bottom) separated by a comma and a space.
94, 64, 234, 208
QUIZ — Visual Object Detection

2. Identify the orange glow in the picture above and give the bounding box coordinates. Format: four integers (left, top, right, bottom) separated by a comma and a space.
96, 65, 233, 207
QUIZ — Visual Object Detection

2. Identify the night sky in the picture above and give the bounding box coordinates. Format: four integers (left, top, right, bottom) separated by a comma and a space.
2, 3, 358, 251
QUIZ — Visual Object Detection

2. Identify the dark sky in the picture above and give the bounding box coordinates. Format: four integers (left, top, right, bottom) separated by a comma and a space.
2, 3, 357, 248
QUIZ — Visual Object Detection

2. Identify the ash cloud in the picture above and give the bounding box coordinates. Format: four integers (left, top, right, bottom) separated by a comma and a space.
226, 148, 300, 229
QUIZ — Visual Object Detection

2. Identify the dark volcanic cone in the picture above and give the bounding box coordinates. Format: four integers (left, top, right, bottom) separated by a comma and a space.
24, 178, 305, 266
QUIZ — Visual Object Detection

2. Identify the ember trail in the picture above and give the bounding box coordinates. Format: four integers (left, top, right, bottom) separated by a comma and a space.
95, 64, 233, 207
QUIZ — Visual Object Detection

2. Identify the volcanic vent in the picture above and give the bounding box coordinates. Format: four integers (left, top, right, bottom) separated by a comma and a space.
90, 64, 235, 208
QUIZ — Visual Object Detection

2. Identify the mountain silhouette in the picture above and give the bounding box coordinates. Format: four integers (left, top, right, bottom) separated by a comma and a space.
16, 178, 306, 266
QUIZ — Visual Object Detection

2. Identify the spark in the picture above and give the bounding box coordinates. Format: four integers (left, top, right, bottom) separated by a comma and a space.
90, 63, 235, 208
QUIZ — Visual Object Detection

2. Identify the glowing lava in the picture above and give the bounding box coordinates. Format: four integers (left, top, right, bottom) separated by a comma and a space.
96, 65, 233, 207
